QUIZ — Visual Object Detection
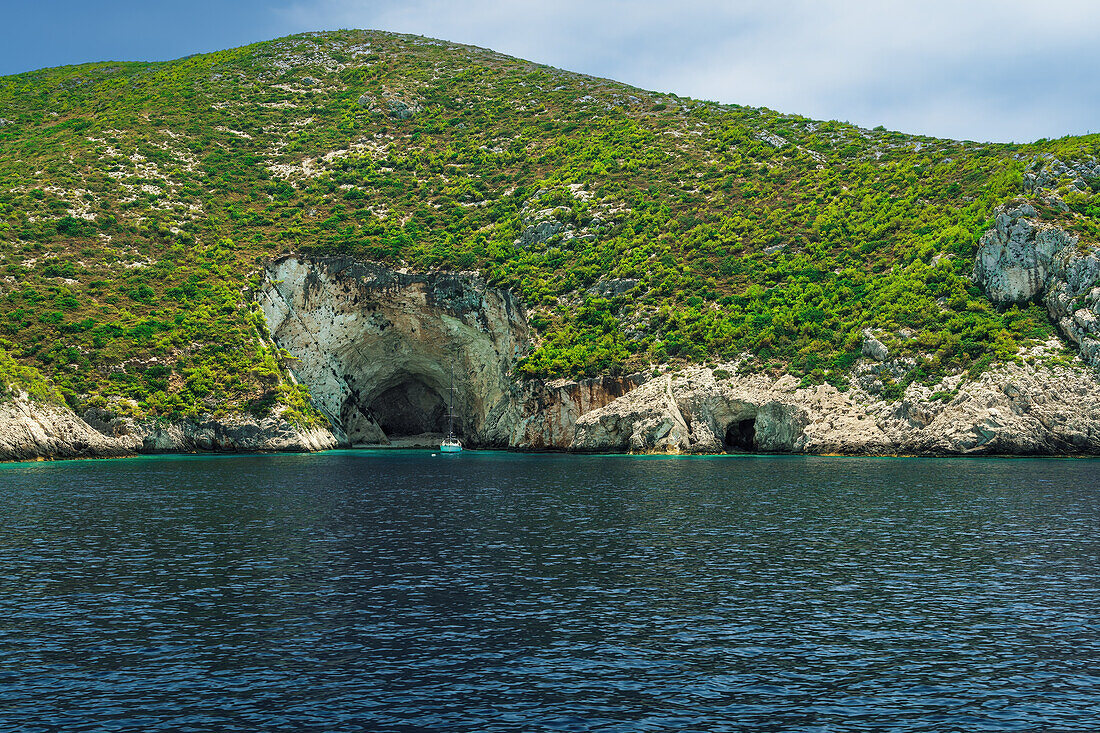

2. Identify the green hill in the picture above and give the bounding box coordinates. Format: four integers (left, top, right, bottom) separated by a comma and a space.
0, 30, 1097, 421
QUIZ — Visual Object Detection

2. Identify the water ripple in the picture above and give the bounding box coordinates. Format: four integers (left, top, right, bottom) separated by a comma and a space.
2, 453, 1100, 731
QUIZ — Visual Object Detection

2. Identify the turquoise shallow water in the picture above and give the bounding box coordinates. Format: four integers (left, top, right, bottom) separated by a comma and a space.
2, 451, 1100, 731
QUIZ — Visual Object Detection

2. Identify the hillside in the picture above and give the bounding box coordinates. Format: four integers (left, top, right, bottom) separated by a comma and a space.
1, 29, 1099, 432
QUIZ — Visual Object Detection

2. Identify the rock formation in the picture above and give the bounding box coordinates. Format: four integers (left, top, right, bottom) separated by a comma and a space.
972, 203, 1077, 304
251, 254, 1100, 457
974, 203, 1100, 367
510, 376, 644, 449
256, 255, 642, 450
0, 393, 130, 461
572, 357, 1100, 455
257, 255, 531, 447
0, 392, 336, 461
84, 408, 338, 454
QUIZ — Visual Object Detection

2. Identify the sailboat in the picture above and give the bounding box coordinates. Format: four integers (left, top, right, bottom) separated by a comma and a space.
440, 364, 463, 453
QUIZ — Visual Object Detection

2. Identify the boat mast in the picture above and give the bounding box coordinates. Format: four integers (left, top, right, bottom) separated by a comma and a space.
447, 363, 456, 437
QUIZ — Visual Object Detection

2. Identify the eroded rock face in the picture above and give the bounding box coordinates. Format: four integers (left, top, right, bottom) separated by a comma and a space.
572, 360, 1100, 455
861, 329, 890, 362
252, 255, 1100, 457
973, 204, 1100, 367
572, 371, 817, 454
258, 256, 532, 447
514, 376, 646, 450
256, 256, 647, 450
0, 393, 336, 462
0, 252, 646, 462
102, 411, 337, 454
972, 204, 1076, 304
0, 394, 129, 461
18, 247, 1100, 461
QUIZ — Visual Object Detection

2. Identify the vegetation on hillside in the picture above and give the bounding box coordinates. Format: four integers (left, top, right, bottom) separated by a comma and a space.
0, 345, 62, 403
0, 30, 1097, 419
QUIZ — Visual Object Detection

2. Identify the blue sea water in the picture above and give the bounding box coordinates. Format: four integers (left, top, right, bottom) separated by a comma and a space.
2, 451, 1100, 731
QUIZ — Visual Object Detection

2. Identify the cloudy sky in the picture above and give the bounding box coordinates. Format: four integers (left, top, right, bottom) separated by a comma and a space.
2, 0, 1098, 143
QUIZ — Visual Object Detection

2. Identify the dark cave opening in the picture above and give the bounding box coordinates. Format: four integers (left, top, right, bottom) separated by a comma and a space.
368, 379, 451, 437
725, 418, 756, 451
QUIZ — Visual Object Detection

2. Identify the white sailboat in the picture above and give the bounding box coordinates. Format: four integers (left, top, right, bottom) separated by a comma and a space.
440, 364, 463, 453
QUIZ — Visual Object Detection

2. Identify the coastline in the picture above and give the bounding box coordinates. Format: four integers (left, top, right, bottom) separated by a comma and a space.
7, 354, 1100, 463
7, 442, 1100, 465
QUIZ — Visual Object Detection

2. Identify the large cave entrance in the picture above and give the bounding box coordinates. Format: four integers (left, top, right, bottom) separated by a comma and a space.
339, 369, 467, 446
725, 418, 756, 451
369, 379, 448, 437
260, 257, 532, 449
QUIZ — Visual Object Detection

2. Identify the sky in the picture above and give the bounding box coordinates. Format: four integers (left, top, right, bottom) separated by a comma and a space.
1, 0, 1098, 143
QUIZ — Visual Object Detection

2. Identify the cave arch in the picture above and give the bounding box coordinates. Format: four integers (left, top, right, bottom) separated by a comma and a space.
259, 256, 531, 448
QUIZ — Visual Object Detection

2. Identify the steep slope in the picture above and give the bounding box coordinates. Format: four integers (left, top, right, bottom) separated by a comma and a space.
1, 30, 1099, 457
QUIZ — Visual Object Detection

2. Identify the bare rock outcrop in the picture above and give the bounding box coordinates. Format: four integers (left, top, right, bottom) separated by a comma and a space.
972, 203, 1076, 304
571, 359, 1100, 455
1023, 156, 1099, 198
12, 248, 1100, 461
0, 393, 130, 461
574, 370, 818, 454
254, 255, 1100, 457
258, 255, 532, 447
512, 375, 644, 449
81, 407, 337, 454
256, 255, 643, 450
973, 203, 1100, 367
0, 393, 336, 462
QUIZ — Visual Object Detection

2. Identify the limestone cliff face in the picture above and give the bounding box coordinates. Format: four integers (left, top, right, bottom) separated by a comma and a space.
2, 255, 640, 461
0, 393, 335, 462
257, 255, 643, 450
572, 360, 1100, 455
511, 376, 644, 449
974, 204, 1100, 366
0, 394, 130, 461
972, 204, 1075, 305
11, 246, 1100, 461
255, 255, 1100, 457
82, 408, 338, 454
258, 255, 530, 446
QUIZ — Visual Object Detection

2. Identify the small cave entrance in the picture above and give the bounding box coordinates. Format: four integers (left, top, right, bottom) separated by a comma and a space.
368, 379, 450, 437
725, 418, 756, 451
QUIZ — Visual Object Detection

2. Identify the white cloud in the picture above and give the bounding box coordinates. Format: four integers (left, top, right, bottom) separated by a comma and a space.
272, 0, 1100, 141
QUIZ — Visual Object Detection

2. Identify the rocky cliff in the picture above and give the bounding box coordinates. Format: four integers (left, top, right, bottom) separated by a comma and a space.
974, 202, 1100, 367
0, 394, 336, 462
0, 393, 130, 461
256, 255, 640, 450
252, 255, 1100, 457
571, 356, 1100, 455
258, 255, 528, 446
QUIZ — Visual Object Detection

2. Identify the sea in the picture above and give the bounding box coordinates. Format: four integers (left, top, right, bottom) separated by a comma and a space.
3, 451, 1099, 731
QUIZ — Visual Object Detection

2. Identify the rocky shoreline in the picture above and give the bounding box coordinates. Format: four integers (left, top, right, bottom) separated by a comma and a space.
0, 395, 336, 462
5, 352, 1100, 462
7, 201, 1100, 463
